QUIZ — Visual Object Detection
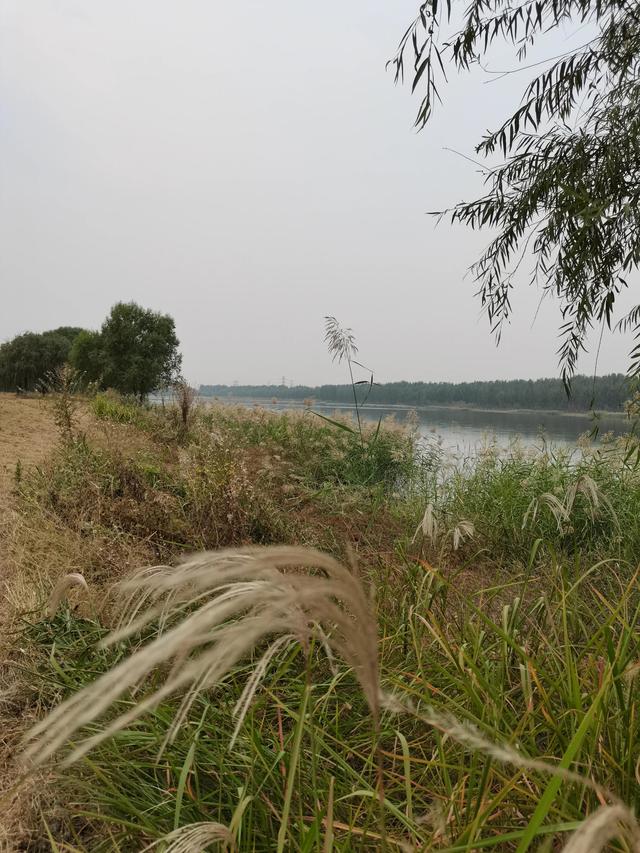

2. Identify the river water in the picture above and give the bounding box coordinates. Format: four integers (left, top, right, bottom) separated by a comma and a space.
210, 397, 632, 453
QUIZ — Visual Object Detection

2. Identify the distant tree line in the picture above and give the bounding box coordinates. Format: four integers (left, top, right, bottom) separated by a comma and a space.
200, 375, 631, 412
0, 303, 181, 399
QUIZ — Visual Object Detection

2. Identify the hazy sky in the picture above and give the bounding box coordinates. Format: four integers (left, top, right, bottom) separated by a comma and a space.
1, 1, 634, 385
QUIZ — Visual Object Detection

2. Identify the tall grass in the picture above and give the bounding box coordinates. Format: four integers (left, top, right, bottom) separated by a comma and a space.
19, 551, 640, 850
424, 440, 640, 563
7, 398, 640, 850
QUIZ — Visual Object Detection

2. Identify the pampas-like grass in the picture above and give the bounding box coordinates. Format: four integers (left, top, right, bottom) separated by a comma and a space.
46, 572, 88, 618
142, 821, 233, 852
23, 546, 379, 767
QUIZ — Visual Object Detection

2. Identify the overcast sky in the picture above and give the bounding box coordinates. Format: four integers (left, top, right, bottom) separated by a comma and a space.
1, 1, 634, 385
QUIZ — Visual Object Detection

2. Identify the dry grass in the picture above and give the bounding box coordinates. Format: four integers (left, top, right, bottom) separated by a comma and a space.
0, 395, 61, 503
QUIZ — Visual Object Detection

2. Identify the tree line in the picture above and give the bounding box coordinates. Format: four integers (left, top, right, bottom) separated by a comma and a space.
0, 327, 84, 393
0, 302, 181, 399
200, 375, 631, 412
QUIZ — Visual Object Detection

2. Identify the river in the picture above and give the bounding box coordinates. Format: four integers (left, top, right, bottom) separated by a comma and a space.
208, 397, 632, 453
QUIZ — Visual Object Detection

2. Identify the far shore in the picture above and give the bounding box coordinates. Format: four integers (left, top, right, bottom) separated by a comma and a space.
199, 394, 629, 420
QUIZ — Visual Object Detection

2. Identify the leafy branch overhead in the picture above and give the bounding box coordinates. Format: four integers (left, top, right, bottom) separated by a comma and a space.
393, 0, 640, 382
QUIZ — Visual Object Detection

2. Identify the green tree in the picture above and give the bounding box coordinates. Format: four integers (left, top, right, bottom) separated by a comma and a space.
50, 327, 85, 346
198, 373, 629, 410
69, 330, 104, 384
98, 302, 181, 399
393, 0, 640, 383
0, 330, 80, 392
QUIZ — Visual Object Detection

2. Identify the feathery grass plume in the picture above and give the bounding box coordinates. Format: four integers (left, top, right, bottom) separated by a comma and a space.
562, 804, 640, 852
142, 821, 233, 852
23, 546, 379, 767
324, 316, 358, 364
413, 504, 474, 552
46, 573, 88, 619
523, 474, 619, 536
451, 519, 474, 551
413, 502, 438, 545
539, 491, 570, 532
565, 473, 620, 530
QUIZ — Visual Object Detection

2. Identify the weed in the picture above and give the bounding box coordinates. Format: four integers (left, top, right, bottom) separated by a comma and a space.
40, 365, 85, 444
172, 376, 198, 428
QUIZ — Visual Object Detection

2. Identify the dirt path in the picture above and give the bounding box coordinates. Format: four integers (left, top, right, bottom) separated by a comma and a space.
0, 396, 60, 850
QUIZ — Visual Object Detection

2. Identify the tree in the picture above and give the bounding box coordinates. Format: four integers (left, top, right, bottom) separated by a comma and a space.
0, 330, 80, 392
69, 330, 104, 384
393, 0, 640, 384
198, 374, 629, 410
50, 327, 85, 346
97, 302, 181, 399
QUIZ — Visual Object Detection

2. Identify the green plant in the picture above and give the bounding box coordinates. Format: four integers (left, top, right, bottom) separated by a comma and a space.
91, 392, 150, 427
319, 317, 421, 489
323, 316, 373, 445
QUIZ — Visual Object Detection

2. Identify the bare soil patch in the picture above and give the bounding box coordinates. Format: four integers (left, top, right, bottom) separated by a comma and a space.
0, 396, 60, 508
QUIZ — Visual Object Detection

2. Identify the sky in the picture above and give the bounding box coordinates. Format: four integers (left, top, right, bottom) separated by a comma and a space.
0, 0, 635, 386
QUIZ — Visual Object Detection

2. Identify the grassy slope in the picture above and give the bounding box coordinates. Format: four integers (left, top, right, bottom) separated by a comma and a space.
2, 393, 640, 851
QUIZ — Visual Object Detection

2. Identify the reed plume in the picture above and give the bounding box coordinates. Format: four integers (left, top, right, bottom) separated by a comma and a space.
24, 546, 379, 767
142, 822, 233, 852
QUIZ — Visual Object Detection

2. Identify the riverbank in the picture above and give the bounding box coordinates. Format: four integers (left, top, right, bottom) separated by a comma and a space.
200, 372, 630, 414
1, 394, 639, 849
